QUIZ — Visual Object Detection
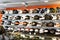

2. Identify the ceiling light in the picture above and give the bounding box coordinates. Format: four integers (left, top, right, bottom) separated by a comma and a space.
44, 1, 48, 2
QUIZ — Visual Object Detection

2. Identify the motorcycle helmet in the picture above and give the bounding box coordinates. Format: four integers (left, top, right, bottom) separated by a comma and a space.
49, 8, 55, 13
5, 16, 8, 20
56, 7, 60, 13
55, 23, 60, 27
46, 22, 55, 27
2, 21, 4, 25
25, 15, 30, 20
15, 16, 21, 20
49, 29, 56, 34
31, 21, 38, 26
56, 14, 60, 20
15, 21, 19, 25
13, 10, 18, 14
44, 14, 53, 20
32, 9, 39, 13
22, 9, 29, 13
23, 22, 28, 26
34, 15, 42, 20
40, 8, 45, 14
1, 10, 5, 14
7, 21, 12, 25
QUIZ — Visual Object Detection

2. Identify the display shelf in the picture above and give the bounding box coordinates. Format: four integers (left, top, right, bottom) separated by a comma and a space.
1, 7, 60, 37
3, 24, 60, 29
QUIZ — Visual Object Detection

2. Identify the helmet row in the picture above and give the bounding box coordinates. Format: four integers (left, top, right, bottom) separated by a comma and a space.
2, 14, 60, 20
1, 7, 60, 14
5, 27, 60, 35
21, 28, 60, 35
2, 21, 60, 27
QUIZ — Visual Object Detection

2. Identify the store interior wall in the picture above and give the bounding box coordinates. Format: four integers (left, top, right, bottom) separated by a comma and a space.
6, 4, 60, 10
